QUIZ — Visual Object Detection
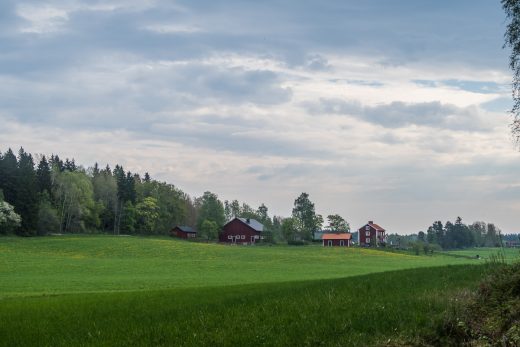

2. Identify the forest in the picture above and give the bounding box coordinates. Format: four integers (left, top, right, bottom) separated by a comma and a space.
0, 147, 280, 239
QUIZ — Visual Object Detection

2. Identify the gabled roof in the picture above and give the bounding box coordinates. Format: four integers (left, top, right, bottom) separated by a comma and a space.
322, 233, 352, 240
234, 217, 264, 232
359, 221, 385, 231
370, 223, 385, 231
174, 226, 196, 233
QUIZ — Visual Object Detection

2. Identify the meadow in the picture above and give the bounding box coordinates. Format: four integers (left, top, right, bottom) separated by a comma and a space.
0, 235, 480, 297
0, 236, 511, 346
444, 247, 519, 261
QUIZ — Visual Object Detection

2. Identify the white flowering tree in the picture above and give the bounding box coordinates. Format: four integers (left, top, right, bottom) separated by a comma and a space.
0, 200, 21, 234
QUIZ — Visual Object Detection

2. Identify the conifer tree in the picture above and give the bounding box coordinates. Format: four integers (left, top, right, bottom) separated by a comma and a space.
36, 155, 52, 194
0, 148, 18, 205
15, 148, 39, 235
50, 155, 64, 172
92, 163, 100, 177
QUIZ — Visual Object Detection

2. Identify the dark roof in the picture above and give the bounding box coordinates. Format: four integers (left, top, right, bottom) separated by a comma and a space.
174, 226, 196, 233
236, 217, 264, 232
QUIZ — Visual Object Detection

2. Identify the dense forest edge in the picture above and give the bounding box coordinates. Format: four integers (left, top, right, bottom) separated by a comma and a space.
0, 147, 518, 251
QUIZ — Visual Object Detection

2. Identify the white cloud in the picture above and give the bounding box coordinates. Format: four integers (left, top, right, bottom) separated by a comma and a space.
2, 0, 519, 233
143, 24, 203, 34
17, 4, 70, 33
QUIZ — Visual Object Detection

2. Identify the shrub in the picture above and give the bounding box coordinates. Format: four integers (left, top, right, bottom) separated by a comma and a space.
416, 262, 520, 346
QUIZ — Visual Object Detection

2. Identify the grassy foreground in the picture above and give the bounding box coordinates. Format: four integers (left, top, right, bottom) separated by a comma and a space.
0, 235, 481, 297
444, 247, 519, 261
0, 265, 486, 347
1, 236, 507, 346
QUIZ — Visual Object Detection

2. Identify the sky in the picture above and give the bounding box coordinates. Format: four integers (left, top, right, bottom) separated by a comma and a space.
0, 0, 519, 234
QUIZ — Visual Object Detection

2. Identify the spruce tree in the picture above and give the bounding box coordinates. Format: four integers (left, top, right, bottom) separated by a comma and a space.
15, 148, 39, 235
0, 148, 18, 205
92, 162, 100, 177
50, 154, 64, 172
36, 155, 52, 194
64, 158, 76, 172
126, 171, 136, 203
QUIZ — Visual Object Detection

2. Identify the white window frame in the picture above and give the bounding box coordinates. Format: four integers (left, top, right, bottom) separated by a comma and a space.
365, 225, 370, 231
366, 231, 371, 237
228, 235, 232, 240
241, 235, 245, 240
340, 240, 345, 246
328, 240, 332, 246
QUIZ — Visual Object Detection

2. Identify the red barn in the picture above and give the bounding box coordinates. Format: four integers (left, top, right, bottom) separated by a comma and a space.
219, 217, 264, 245
358, 221, 386, 247
322, 233, 352, 247
171, 226, 197, 239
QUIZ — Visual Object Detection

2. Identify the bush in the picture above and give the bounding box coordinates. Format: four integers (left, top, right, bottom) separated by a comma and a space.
287, 240, 307, 246
414, 262, 520, 346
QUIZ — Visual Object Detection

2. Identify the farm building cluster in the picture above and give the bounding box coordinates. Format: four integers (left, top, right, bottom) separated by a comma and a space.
171, 218, 387, 247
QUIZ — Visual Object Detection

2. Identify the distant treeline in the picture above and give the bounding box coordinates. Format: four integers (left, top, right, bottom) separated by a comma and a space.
387, 217, 507, 251
0, 147, 280, 238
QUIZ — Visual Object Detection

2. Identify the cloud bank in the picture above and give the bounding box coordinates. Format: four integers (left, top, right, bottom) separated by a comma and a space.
0, 0, 518, 233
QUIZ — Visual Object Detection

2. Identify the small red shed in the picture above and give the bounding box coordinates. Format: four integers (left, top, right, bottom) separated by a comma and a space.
171, 226, 197, 239
219, 217, 264, 245
358, 221, 386, 247
322, 233, 352, 247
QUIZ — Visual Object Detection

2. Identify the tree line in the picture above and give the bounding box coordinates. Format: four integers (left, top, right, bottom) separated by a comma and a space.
387, 217, 505, 252
6, 147, 505, 250
0, 147, 355, 243
0, 147, 277, 237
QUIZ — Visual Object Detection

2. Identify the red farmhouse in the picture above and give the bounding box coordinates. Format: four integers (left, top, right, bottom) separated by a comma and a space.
171, 226, 197, 239
219, 217, 264, 245
358, 221, 386, 247
322, 233, 352, 247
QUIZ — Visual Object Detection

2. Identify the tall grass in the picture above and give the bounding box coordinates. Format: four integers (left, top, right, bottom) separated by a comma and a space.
0, 265, 485, 347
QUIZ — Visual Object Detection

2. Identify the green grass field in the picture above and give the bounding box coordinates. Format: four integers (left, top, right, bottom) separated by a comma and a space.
0, 235, 482, 298
0, 236, 514, 346
444, 247, 519, 261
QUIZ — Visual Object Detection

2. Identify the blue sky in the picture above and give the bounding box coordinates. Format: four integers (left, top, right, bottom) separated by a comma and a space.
1, 0, 518, 233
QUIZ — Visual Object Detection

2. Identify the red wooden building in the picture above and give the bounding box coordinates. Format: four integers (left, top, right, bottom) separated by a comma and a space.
219, 217, 264, 245
322, 233, 352, 247
358, 221, 386, 247
171, 226, 197, 239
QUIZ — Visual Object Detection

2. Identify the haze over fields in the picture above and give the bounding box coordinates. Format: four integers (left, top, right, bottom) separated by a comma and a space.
0, 1, 518, 233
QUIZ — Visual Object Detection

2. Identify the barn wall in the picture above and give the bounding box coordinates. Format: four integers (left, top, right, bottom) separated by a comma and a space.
358, 225, 375, 246
357, 225, 385, 246
322, 239, 351, 247
219, 219, 260, 244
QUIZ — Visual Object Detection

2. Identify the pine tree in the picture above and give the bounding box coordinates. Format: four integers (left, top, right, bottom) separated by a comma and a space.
92, 163, 100, 177
36, 156, 52, 194
126, 172, 137, 203
64, 158, 76, 172
0, 148, 18, 205
50, 154, 64, 172
15, 148, 39, 235
104, 164, 111, 175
